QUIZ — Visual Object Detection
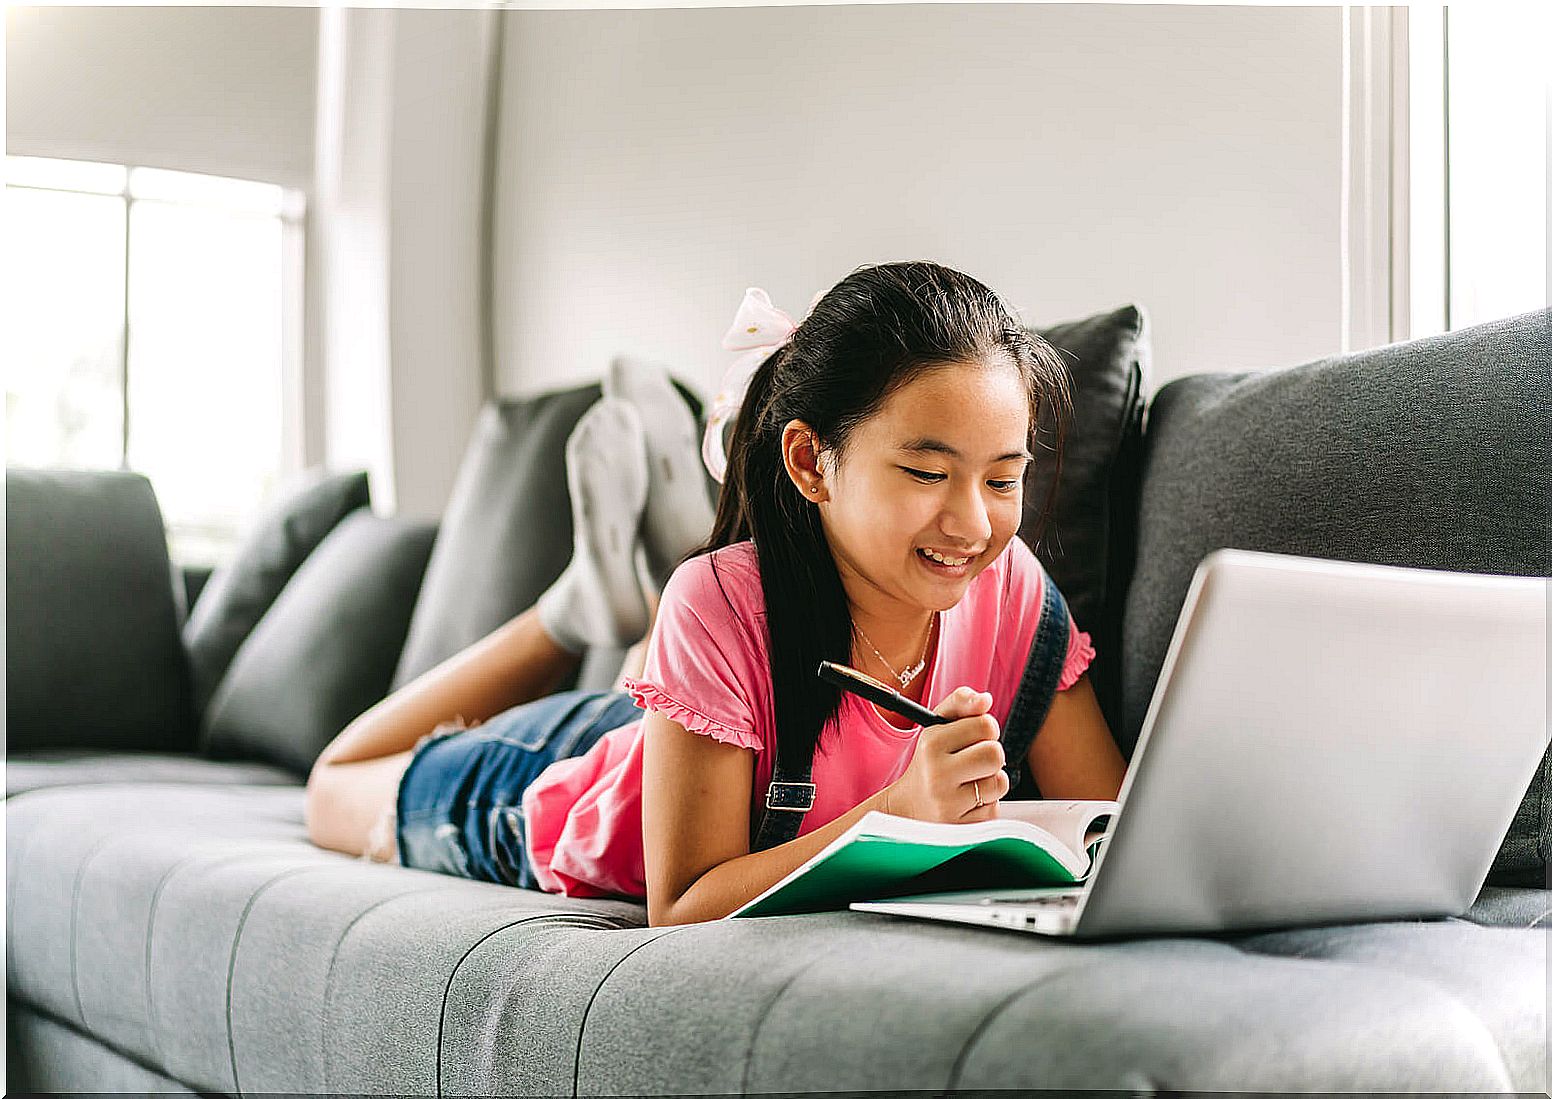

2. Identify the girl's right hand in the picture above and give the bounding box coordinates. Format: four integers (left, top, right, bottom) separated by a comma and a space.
882, 686, 1009, 823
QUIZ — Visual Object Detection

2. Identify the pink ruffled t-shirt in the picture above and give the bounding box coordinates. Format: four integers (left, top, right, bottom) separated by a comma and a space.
519, 536, 1096, 899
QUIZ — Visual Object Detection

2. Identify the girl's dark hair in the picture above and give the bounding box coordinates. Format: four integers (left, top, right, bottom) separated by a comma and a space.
685, 261, 1073, 787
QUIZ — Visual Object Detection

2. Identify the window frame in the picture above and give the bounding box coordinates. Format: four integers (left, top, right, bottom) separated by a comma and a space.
1345, 4, 1547, 352
4, 155, 307, 564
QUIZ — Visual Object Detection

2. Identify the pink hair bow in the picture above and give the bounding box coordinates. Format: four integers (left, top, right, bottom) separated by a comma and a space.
702, 286, 823, 483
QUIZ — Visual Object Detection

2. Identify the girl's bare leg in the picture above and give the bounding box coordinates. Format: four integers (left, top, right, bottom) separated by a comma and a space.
306, 595, 664, 862
304, 606, 582, 859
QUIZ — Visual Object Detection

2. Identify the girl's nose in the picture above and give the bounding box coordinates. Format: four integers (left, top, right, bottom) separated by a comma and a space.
940, 482, 993, 545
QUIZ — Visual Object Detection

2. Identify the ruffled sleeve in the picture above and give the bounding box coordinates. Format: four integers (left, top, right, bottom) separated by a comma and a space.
1057, 618, 1097, 691
621, 678, 762, 751
619, 550, 767, 753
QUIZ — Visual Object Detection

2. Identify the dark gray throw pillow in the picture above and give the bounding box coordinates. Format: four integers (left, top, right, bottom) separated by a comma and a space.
183, 467, 371, 719
200, 509, 438, 777
1021, 304, 1153, 735
1123, 307, 1551, 885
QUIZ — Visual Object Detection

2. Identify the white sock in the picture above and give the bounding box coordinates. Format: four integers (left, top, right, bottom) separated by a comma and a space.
536, 398, 651, 653
604, 354, 717, 590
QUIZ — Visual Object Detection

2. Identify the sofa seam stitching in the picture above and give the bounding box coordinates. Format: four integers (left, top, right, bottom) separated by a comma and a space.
319, 881, 450, 1094
437, 912, 582, 1098
224, 864, 325, 1097
740, 946, 842, 1096
69, 834, 123, 1031
573, 926, 693, 1098
144, 848, 226, 1073
944, 961, 1089, 1091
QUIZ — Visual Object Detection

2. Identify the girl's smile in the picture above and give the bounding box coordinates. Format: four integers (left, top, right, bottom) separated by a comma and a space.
787, 357, 1033, 657
914, 544, 982, 578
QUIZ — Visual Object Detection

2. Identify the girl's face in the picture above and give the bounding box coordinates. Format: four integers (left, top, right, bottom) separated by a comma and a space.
788, 359, 1033, 630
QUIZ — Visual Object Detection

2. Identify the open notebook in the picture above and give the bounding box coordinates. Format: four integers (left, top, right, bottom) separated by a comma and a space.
727, 799, 1117, 919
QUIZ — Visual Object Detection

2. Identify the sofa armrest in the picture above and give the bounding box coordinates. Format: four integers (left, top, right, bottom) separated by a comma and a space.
6, 468, 197, 753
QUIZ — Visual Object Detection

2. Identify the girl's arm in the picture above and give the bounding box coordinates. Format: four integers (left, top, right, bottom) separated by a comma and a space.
640, 709, 892, 926
1023, 672, 1127, 801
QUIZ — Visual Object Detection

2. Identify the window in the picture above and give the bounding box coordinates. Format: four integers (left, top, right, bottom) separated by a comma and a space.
4, 155, 305, 567
1406, 5, 1548, 338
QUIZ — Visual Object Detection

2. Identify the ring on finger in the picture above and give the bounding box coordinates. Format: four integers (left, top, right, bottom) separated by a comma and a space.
972, 779, 982, 808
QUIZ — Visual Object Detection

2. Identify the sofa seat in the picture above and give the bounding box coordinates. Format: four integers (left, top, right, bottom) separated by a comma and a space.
6, 748, 304, 798
6, 775, 1547, 1095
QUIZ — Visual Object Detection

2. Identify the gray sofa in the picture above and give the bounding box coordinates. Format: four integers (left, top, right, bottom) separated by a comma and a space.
7, 307, 1549, 1096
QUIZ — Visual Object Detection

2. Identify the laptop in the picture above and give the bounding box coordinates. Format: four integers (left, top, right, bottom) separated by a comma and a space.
851, 547, 1548, 940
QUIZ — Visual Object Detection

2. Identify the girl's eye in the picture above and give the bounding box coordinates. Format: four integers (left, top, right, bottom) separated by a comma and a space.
902, 468, 1022, 493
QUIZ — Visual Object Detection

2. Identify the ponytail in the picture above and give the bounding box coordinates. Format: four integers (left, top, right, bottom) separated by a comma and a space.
692, 343, 853, 770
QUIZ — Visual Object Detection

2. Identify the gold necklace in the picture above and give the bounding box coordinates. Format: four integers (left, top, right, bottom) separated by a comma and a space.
854, 612, 937, 689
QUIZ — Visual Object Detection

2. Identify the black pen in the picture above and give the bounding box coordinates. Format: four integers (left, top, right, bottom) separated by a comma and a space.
816, 660, 953, 727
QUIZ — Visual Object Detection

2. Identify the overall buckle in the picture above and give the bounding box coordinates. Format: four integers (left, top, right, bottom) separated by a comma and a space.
764, 781, 816, 812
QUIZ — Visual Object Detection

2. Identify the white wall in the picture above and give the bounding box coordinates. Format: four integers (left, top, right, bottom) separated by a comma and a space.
491, 4, 1345, 399
313, 7, 495, 521
5, 5, 318, 190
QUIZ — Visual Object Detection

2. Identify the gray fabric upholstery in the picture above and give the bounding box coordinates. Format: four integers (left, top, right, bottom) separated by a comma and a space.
201, 510, 438, 777
183, 467, 371, 720
8, 1002, 200, 1094
1123, 307, 1551, 885
391, 381, 708, 695
5, 749, 300, 798
4, 779, 1546, 1094
391, 384, 605, 693
6, 469, 196, 754
1024, 303, 1153, 735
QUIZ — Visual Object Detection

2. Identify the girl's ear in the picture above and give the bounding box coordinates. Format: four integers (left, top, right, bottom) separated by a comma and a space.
780, 419, 829, 501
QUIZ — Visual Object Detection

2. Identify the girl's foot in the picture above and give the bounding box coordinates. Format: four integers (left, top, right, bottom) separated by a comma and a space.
604, 354, 717, 590
536, 399, 651, 653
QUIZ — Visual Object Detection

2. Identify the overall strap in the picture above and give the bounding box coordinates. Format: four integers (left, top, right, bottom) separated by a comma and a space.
998, 566, 1070, 800
750, 743, 816, 852
751, 568, 1069, 848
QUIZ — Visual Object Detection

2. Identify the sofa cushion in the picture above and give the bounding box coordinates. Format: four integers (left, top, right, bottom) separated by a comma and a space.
1123, 307, 1551, 885
182, 467, 371, 719
392, 380, 705, 695
4, 781, 649, 1095
5, 780, 1545, 1095
200, 511, 438, 776
1023, 304, 1152, 734
5, 469, 196, 753
5, 749, 300, 798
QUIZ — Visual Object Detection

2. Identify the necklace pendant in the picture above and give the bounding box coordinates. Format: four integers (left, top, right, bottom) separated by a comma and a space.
898, 661, 925, 688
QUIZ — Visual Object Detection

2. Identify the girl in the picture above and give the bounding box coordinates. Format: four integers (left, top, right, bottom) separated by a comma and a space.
304, 261, 1127, 926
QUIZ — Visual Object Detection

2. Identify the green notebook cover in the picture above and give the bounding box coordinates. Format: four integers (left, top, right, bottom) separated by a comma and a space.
728, 804, 1115, 919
